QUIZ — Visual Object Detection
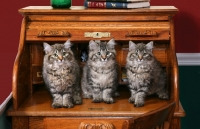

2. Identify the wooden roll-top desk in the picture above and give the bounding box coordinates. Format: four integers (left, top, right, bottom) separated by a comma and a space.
7, 6, 185, 129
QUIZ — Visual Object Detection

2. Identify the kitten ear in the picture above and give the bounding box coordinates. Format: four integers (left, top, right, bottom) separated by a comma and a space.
64, 39, 72, 49
89, 40, 98, 50
107, 38, 116, 49
146, 41, 153, 50
129, 41, 136, 51
43, 42, 52, 54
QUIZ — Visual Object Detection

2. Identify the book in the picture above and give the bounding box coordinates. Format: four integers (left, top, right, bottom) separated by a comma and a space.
121, 68, 128, 82
84, 1, 150, 8
86, 0, 150, 2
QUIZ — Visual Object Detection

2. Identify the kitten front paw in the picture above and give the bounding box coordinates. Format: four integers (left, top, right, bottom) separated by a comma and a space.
52, 95, 63, 108
104, 97, 114, 104
134, 101, 144, 107
92, 98, 102, 103
113, 92, 120, 97
128, 97, 135, 104
63, 103, 74, 108
74, 100, 82, 105
52, 102, 62, 108
158, 93, 169, 100
73, 94, 82, 104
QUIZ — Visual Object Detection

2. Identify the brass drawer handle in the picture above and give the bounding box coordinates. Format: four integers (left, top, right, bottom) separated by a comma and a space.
38, 30, 71, 37
126, 30, 157, 37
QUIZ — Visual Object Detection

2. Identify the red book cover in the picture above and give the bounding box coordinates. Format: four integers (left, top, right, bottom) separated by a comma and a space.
87, 1, 106, 8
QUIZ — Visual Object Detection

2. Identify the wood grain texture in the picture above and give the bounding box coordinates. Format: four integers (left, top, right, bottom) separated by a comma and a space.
122, 101, 176, 129
44, 117, 123, 129
12, 17, 30, 110
12, 117, 28, 129
29, 117, 44, 129
25, 21, 170, 41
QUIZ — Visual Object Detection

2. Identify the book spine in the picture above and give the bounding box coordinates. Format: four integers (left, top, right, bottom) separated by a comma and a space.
85, 1, 128, 8
86, 0, 128, 2
86, 0, 149, 2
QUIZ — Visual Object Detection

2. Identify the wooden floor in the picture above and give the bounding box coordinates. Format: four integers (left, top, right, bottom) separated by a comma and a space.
7, 85, 178, 117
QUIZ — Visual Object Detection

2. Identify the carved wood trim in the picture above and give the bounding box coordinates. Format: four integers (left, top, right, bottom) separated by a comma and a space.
96, 122, 114, 129
79, 121, 114, 129
122, 120, 129, 129
79, 122, 95, 129
37, 30, 71, 37
126, 30, 157, 37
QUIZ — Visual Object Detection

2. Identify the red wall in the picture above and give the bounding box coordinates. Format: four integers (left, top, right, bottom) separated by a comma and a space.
0, 0, 200, 104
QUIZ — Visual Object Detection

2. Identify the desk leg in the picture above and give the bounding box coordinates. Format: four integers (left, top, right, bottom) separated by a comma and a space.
170, 117, 181, 129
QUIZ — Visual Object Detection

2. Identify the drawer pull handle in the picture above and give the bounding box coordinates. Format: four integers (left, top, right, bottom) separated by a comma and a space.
38, 30, 71, 37
126, 30, 157, 37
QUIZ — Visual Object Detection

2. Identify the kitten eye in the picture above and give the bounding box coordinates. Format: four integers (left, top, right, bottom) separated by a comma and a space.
63, 52, 66, 55
66, 53, 69, 56
54, 53, 58, 57
97, 52, 101, 55
143, 53, 148, 57
130, 54, 135, 58
63, 53, 69, 57
106, 51, 110, 55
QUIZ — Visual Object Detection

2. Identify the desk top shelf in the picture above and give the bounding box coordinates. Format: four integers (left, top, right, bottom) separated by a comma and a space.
8, 85, 185, 117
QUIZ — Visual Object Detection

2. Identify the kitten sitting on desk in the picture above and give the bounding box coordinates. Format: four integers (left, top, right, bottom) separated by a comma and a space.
42, 39, 82, 108
81, 38, 119, 104
126, 41, 169, 107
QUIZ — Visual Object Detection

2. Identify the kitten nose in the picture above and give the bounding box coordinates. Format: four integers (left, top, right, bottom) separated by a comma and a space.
58, 55, 63, 61
138, 55, 143, 60
101, 55, 106, 60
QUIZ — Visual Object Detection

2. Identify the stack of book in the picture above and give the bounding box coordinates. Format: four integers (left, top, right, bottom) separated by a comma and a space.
84, 0, 150, 9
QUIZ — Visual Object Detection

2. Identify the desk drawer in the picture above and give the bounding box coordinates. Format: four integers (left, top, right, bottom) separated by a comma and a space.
26, 22, 170, 41
29, 117, 130, 129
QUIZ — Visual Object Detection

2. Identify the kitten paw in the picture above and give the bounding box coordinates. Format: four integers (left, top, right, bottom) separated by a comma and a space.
74, 100, 82, 105
104, 97, 114, 104
134, 101, 144, 107
63, 103, 74, 108
158, 94, 169, 100
113, 92, 120, 97
92, 98, 102, 103
52, 102, 62, 108
128, 97, 135, 104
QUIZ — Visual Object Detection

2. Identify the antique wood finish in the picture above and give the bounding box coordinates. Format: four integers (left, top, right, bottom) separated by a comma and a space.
12, 17, 30, 110
122, 101, 176, 129
8, 6, 185, 129
12, 117, 28, 129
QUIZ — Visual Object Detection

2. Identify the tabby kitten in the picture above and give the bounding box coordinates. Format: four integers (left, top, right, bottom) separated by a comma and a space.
42, 39, 82, 108
81, 38, 119, 104
126, 41, 169, 107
